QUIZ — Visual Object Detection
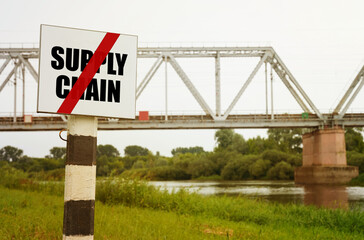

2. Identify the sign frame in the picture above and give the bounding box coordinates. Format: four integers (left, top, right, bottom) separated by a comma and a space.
37, 24, 138, 119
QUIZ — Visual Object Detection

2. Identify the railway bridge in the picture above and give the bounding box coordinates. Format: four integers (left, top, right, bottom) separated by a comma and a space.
1, 46, 362, 184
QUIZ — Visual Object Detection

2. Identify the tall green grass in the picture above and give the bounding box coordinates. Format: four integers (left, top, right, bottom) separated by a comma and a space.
1, 187, 364, 240
1, 167, 364, 238
96, 178, 364, 235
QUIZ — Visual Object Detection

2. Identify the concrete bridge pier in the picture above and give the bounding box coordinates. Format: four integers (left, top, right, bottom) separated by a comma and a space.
295, 127, 358, 184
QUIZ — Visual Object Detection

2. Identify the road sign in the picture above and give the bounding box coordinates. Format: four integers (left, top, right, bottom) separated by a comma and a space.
37, 25, 137, 118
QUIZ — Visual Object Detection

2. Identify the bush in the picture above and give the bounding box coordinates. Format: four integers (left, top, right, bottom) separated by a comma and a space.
347, 151, 364, 174
187, 158, 216, 179
267, 161, 294, 180
349, 173, 364, 186
221, 155, 258, 180
249, 159, 271, 179
121, 166, 191, 181
149, 166, 191, 180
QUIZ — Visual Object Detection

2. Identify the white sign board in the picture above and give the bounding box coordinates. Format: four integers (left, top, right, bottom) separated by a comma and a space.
37, 25, 137, 118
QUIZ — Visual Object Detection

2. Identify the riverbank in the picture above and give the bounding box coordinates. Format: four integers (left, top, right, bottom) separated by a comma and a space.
1, 187, 364, 240
1, 172, 364, 239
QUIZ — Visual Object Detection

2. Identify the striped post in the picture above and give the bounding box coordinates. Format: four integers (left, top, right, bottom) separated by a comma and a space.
63, 115, 97, 240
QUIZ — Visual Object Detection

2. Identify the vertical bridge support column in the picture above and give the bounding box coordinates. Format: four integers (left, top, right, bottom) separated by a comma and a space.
63, 115, 97, 240
295, 127, 358, 184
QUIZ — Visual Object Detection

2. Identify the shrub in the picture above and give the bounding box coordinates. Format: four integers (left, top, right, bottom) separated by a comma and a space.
347, 151, 364, 174
267, 161, 294, 180
221, 155, 258, 180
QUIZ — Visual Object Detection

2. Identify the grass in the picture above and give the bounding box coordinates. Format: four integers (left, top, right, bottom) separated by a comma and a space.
1, 187, 364, 240
1, 168, 364, 239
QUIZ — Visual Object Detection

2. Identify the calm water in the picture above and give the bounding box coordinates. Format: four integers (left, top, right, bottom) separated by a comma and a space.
149, 180, 364, 210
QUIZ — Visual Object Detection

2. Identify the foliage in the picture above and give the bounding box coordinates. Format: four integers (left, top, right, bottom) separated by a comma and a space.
349, 173, 364, 186
261, 149, 301, 167
187, 157, 216, 178
221, 155, 258, 180
345, 128, 364, 153
214, 129, 234, 149
121, 166, 191, 180
96, 155, 124, 176
2, 126, 364, 181
97, 144, 120, 157
267, 161, 294, 180
171, 146, 205, 156
0, 145, 23, 162
249, 159, 271, 179
347, 151, 364, 174
45, 146, 66, 159
268, 128, 303, 153
11, 156, 63, 173
124, 145, 150, 156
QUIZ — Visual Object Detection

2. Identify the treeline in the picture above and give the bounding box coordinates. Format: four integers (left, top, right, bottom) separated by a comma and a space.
1, 128, 364, 181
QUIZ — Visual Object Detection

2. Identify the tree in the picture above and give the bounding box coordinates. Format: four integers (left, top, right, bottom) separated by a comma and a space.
0, 146, 23, 162
345, 128, 364, 153
171, 146, 205, 156
124, 145, 149, 156
221, 155, 258, 180
132, 160, 146, 169
231, 134, 249, 154
46, 147, 66, 159
267, 161, 294, 180
268, 128, 302, 153
187, 158, 216, 178
215, 129, 234, 149
249, 159, 271, 179
97, 144, 120, 157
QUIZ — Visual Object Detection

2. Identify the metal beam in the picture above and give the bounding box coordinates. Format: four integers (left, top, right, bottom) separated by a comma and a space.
271, 51, 323, 119
17, 54, 38, 82
136, 55, 163, 99
0, 56, 11, 75
0, 119, 322, 131
223, 52, 269, 119
334, 65, 364, 114
168, 54, 216, 119
337, 76, 364, 119
215, 51, 221, 117
272, 64, 310, 113
0, 61, 21, 93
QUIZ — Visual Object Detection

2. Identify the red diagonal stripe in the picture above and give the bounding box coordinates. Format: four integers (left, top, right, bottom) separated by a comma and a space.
57, 32, 120, 114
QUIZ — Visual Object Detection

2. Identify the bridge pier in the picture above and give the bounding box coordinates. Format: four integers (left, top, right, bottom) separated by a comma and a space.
295, 127, 358, 184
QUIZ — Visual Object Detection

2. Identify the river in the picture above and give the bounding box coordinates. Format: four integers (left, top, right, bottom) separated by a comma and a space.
149, 180, 364, 210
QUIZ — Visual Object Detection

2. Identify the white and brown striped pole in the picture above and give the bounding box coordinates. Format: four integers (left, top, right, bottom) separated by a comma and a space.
63, 115, 97, 240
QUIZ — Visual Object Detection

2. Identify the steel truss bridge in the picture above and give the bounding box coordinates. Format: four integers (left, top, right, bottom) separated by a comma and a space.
1, 46, 364, 131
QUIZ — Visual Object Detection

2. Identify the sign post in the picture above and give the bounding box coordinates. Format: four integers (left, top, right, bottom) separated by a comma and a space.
38, 25, 137, 239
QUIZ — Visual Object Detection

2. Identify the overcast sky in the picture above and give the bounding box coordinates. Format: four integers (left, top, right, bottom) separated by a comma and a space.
1, 0, 364, 157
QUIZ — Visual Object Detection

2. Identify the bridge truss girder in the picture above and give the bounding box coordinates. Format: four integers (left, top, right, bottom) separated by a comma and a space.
136, 47, 323, 121
333, 65, 364, 119
0, 46, 326, 130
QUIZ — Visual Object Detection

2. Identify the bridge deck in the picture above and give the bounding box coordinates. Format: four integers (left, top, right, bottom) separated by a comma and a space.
1, 113, 364, 131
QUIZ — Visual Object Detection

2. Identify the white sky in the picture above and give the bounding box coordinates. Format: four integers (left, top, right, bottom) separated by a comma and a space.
1, 0, 364, 157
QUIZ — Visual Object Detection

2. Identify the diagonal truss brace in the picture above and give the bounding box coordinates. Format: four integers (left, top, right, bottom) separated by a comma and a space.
334, 65, 364, 119
136, 56, 163, 99
17, 54, 38, 82
167, 54, 216, 120
271, 63, 310, 113
222, 52, 269, 120
269, 51, 323, 119
0, 60, 21, 93
0, 56, 11, 75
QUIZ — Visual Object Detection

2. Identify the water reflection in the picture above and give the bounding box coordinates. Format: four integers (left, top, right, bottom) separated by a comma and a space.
303, 185, 348, 209
149, 180, 364, 210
